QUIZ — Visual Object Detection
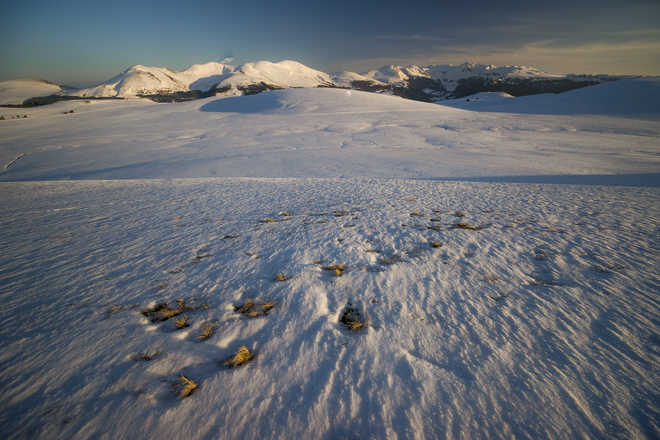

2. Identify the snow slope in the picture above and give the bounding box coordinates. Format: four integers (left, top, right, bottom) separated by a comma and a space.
0, 77, 659, 440
0, 79, 62, 105
1, 82, 658, 181
443, 77, 660, 117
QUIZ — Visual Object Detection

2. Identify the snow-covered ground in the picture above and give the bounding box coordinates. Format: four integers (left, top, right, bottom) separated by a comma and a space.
1, 82, 659, 181
0, 80, 658, 439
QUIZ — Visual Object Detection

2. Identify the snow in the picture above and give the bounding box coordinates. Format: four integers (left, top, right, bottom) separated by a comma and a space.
442, 78, 660, 117
0, 79, 62, 105
0, 78, 659, 439
218, 60, 333, 90
73, 62, 234, 98
1, 84, 658, 181
352, 62, 566, 91
331, 71, 385, 88
72, 60, 331, 98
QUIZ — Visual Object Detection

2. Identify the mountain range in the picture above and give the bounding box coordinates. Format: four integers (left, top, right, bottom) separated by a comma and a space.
0, 60, 632, 106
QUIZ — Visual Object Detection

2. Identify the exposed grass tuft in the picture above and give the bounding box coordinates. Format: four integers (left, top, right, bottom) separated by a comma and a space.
234, 300, 277, 317
197, 323, 215, 341
142, 301, 189, 322
451, 222, 481, 230
224, 346, 254, 368
177, 375, 198, 398
174, 316, 190, 329
339, 303, 367, 331
275, 273, 290, 282
322, 264, 345, 276
132, 350, 160, 361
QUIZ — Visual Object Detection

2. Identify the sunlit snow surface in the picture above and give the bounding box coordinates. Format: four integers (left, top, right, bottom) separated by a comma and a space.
0, 83, 658, 439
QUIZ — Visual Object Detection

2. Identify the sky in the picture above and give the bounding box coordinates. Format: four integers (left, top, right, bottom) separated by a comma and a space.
0, 0, 658, 86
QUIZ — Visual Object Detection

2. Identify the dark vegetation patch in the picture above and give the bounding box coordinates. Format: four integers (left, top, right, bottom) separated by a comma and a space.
339, 303, 367, 331
1, 95, 123, 108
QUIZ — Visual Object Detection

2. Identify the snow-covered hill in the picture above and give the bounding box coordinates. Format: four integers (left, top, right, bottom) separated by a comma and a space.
0, 79, 63, 105
443, 77, 660, 116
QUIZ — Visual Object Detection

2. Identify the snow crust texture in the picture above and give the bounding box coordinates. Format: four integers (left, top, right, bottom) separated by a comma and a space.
0, 178, 658, 439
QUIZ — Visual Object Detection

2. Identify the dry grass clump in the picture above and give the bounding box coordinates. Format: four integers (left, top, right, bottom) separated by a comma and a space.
429, 241, 443, 248
197, 323, 216, 341
174, 316, 190, 329
322, 264, 345, 276
177, 375, 198, 398
224, 346, 254, 368
142, 300, 189, 322
132, 350, 160, 361
451, 222, 481, 230
275, 273, 290, 281
279, 212, 293, 217
234, 300, 277, 317
339, 304, 367, 331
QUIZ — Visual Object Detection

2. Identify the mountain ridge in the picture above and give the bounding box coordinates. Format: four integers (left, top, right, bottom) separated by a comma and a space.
0, 60, 637, 106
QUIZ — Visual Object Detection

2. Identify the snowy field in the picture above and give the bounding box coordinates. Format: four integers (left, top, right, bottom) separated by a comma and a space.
0, 81, 659, 439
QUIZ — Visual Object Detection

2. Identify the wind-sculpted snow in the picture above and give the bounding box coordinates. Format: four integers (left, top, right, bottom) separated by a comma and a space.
0, 178, 657, 439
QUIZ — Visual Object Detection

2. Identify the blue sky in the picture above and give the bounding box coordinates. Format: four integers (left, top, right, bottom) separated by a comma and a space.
1, 0, 658, 86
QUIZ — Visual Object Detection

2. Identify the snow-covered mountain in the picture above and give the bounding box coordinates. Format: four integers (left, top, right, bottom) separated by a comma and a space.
343, 62, 564, 89
1, 59, 631, 106
71, 60, 333, 99
332, 62, 603, 101
72, 62, 234, 98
